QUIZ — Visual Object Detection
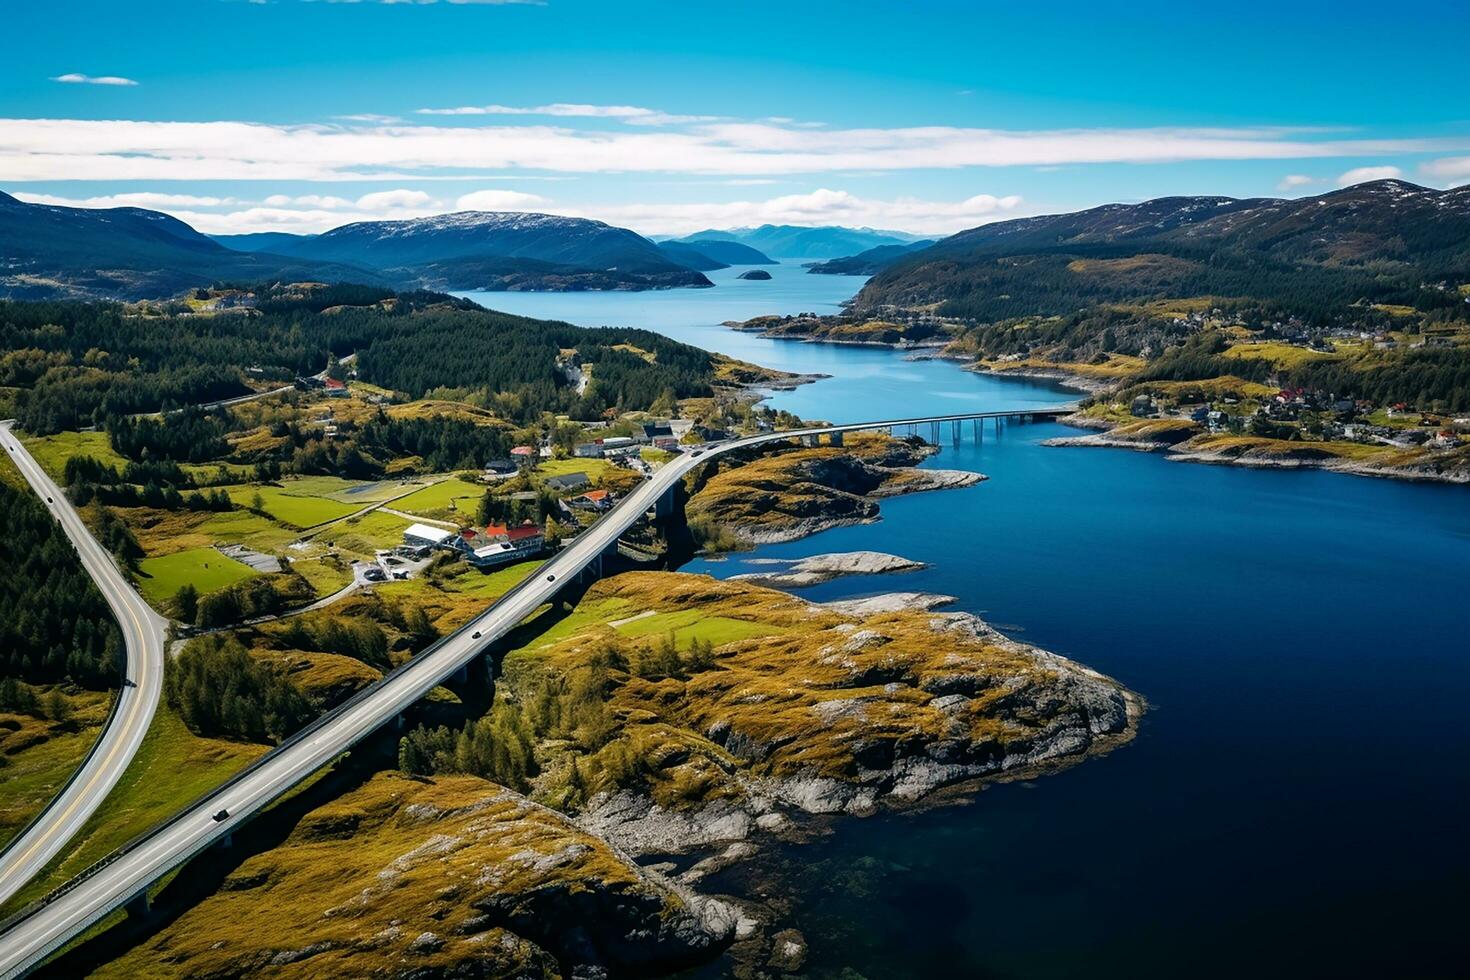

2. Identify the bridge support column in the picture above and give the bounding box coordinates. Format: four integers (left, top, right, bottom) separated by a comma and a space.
216, 832, 233, 850
453, 664, 468, 685
654, 486, 676, 520
125, 891, 151, 919
828, 430, 843, 447
951, 420, 960, 446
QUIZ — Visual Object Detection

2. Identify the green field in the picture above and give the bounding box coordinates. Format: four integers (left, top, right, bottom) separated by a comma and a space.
136, 547, 259, 603
536, 457, 612, 479
0, 690, 112, 851
391, 477, 482, 517
311, 509, 415, 555
0, 707, 264, 916
288, 557, 354, 598
225, 483, 362, 529
21, 431, 129, 481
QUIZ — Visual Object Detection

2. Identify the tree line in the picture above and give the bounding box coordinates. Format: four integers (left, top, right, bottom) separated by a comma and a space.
0, 477, 122, 689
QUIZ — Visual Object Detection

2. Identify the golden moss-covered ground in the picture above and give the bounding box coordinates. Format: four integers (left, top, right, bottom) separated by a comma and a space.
499, 571, 1135, 817
95, 772, 727, 980
685, 431, 948, 543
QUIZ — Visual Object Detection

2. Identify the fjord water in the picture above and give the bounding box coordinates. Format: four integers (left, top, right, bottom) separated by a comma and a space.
466, 265, 1470, 978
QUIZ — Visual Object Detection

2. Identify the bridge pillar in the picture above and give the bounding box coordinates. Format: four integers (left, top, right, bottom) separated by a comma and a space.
216, 832, 233, 850
951, 420, 960, 446
125, 891, 151, 919
453, 664, 468, 685
930, 421, 940, 444
800, 433, 819, 448
828, 430, 843, 447
654, 486, 676, 519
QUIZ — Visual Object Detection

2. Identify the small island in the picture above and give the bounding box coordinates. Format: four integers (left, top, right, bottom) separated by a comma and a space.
736, 269, 772, 281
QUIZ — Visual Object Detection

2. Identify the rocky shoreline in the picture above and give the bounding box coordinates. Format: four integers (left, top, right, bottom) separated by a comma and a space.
730, 550, 926, 588
576, 603, 1142, 864
1047, 413, 1470, 486
687, 431, 986, 547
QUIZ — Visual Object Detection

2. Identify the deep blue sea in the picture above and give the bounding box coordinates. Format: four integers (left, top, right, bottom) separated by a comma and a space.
463, 264, 1470, 978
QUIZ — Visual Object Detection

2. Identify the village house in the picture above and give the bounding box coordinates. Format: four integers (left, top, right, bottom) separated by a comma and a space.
545, 472, 590, 493
569, 488, 612, 512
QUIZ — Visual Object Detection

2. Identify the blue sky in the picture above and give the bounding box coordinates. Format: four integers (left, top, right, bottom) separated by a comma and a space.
4, 0, 1468, 236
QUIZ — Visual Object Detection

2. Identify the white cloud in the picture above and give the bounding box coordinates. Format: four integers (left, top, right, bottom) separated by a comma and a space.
558, 188, 1026, 237
356, 188, 434, 210
1337, 165, 1402, 186
263, 193, 356, 209
1420, 156, 1470, 184
50, 73, 138, 87
454, 189, 547, 209
415, 103, 716, 126
1276, 174, 1318, 191
0, 117, 1454, 184
21, 185, 1021, 236
15, 191, 234, 208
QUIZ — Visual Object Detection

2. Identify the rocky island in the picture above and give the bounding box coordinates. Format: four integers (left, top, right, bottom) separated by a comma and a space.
735, 269, 772, 281
686, 431, 983, 545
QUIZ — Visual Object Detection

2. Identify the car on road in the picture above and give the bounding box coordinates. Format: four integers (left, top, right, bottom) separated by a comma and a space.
472, 631, 481, 639
547, 574, 556, 582
212, 809, 229, 822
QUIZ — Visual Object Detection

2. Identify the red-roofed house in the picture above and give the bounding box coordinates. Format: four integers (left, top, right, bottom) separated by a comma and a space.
570, 489, 612, 512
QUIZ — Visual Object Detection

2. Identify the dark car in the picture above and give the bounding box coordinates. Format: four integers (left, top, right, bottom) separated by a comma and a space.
212, 809, 229, 822
547, 574, 556, 582
472, 631, 481, 639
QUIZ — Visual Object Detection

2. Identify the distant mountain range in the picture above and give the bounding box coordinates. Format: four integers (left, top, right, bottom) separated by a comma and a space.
0, 192, 374, 301
1, 196, 788, 300
855, 180, 1470, 321
669, 225, 925, 260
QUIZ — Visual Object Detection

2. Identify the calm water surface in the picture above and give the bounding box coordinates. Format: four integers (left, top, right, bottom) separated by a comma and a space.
464, 266, 1470, 978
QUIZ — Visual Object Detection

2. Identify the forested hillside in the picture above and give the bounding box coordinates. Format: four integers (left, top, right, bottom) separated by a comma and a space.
860, 181, 1470, 326
0, 464, 121, 690
1, 285, 721, 433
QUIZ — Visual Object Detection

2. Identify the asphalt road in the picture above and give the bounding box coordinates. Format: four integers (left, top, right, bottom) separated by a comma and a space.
0, 422, 169, 910
0, 407, 1068, 977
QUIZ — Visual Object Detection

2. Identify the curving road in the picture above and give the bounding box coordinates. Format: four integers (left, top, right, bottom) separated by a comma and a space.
0, 422, 169, 911
0, 407, 1068, 978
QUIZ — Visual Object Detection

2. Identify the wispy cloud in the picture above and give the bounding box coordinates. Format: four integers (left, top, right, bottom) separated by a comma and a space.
1276, 174, 1319, 191
1420, 156, 1470, 183
0, 117, 1458, 183
50, 73, 138, 87
414, 103, 718, 126
16, 192, 234, 208
562, 189, 1026, 236
1337, 165, 1402, 186
455, 189, 547, 209
13, 185, 1023, 237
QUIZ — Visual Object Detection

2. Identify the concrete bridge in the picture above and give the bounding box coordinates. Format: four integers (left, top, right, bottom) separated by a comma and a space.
0, 405, 1073, 978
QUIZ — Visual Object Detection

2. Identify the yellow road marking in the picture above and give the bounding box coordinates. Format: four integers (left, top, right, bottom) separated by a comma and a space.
0, 448, 155, 889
